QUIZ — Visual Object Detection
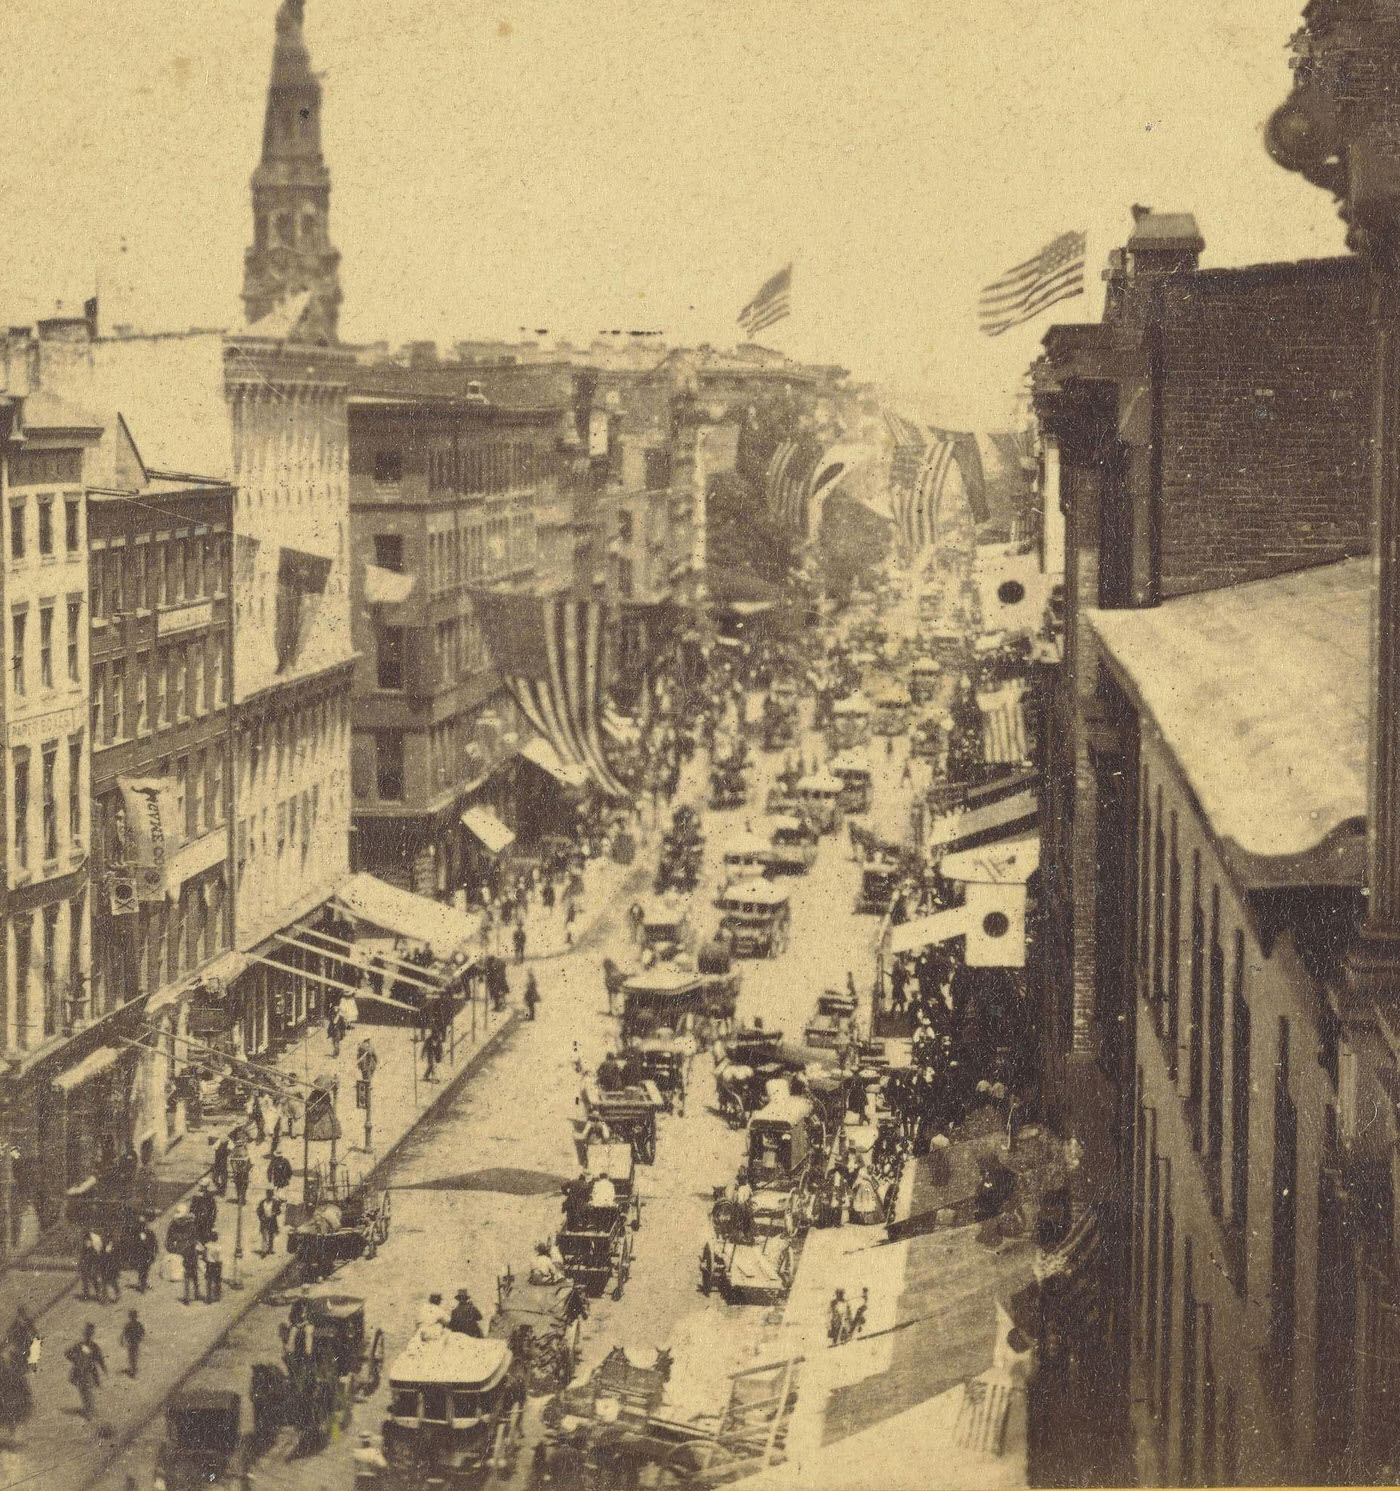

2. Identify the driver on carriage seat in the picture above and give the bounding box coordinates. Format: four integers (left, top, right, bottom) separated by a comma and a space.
589, 1175, 617, 1211
597, 1054, 626, 1093
530, 1239, 566, 1285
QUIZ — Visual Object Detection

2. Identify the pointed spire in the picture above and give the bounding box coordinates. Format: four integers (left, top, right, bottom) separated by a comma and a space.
271, 0, 312, 90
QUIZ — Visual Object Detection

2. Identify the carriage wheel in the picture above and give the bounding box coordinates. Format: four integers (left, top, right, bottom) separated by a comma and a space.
613, 1232, 631, 1301
630, 1193, 642, 1231
699, 1244, 714, 1296
777, 1248, 795, 1294
364, 1328, 386, 1397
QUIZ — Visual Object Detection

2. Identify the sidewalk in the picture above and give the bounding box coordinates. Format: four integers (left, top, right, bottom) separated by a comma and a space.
0, 986, 522, 1491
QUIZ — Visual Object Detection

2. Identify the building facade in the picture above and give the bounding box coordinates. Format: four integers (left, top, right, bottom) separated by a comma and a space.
345, 378, 561, 899
1032, 212, 1376, 1482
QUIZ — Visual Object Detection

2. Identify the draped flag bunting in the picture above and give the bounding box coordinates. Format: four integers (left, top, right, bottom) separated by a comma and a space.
806, 443, 884, 534
765, 438, 819, 532
472, 591, 629, 797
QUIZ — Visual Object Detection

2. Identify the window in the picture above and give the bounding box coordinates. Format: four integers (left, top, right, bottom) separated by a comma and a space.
163, 543, 177, 607
69, 895, 84, 1020
38, 606, 52, 690
65, 498, 79, 554
67, 599, 80, 682
36, 499, 52, 557
1188, 852, 1204, 1145
374, 534, 404, 571
1230, 932, 1251, 1267
211, 636, 225, 706
177, 757, 192, 841
644, 447, 672, 490
41, 745, 56, 862
373, 449, 403, 485
9, 500, 23, 561
111, 659, 125, 742
195, 750, 208, 834
184, 537, 196, 601
10, 610, 24, 698
68, 733, 82, 842
111, 546, 125, 615
618, 510, 634, 544
90, 549, 105, 619
171, 648, 185, 722
1207, 889, 1226, 1214
91, 661, 104, 743
154, 649, 168, 728
41, 905, 57, 1037
1181, 1236, 1197, 1477
211, 752, 224, 826
376, 731, 405, 801
190, 644, 204, 716
377, 626, 404, 691
134, 655, 148, 735
1167, 814, 1180, 1080
1269, 1017, 1298, 1385
13, 750, 29, 869
13, 916, 30, 1041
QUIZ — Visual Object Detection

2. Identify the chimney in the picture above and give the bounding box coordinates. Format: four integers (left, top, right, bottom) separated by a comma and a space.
1125, 210, 1205, 278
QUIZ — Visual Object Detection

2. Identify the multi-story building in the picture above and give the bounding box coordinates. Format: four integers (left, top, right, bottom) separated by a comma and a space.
86, 434, 235, 1167
345, 371, 563, 898
1031, 211, 1375, 1483
0, 368, 102, 1256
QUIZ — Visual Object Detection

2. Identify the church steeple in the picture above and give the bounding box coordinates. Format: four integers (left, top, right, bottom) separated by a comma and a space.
241, 0, 342, 343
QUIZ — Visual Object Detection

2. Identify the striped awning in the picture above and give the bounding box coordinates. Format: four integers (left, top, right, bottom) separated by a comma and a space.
889, 906, 970, 956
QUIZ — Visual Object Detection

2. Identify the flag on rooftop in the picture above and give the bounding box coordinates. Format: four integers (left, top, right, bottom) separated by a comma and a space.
978, 231, 1087, 337
738, 263, 792, 338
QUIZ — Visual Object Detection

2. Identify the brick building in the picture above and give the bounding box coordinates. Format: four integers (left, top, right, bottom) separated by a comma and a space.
1031, 211, 1375, 1482
345, 372, 563, 898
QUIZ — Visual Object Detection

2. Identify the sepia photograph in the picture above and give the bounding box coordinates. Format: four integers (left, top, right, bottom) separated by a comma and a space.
0, 0, 1394, 1487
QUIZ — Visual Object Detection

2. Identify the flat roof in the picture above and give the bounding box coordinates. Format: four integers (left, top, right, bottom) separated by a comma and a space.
1088, 557, 1369, 887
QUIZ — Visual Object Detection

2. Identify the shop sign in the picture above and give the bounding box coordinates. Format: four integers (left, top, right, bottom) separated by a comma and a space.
158, 600, 214, 637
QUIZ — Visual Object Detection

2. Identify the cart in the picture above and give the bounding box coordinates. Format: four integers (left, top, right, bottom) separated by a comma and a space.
710, 765, 748, 811
715, 879, 791, 959
855, 856, 901, 915
306, 1292, 388, 1401
698, 1233, 795, 1302
791, 773, 844, 834
760, 813, 819, 874
556, 1176, 635, 1300
288, 1185, 392, 1281
585, 1140, 643, 1230
155, 1389, 243, 1491
490, 1266, 588, 1393
803, 991, 858, 1051
637, 899, 692, 962
828, 751, 874, 814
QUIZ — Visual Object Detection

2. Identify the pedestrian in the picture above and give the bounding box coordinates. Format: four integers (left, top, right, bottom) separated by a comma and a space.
204, 1232, 223, 1303
328, 1006, 345, 1058
133, 1220, 157, 1293
181, 1236, 202, 1305
564, 900, 577, 948
268, 1149, 293, 1192
256, 1189, 282, 1257
282, 1093, 300, 1141
248, 1089, 266, 1144
448, 1290, 483, 1337
900, 754, 913, 787
542, 879, 555, 913
231, 1138, 253, 1208
100, 1237, 121, 1303
357, 1037, 379, 1085
512, 921, 526, 963
846, 970, 858, 1005
78, 1231, 102, 1301
6, 1307, 35, 1363
423, 1030, 439, 1083
524, 973, 540, 1022
65, 1324, 106, 1421
119, 1309, 144, 1377
210, 1134, 230, 1197
191, 1183, 217, 1244
849, 1288, 870, 1341
827, 1289, 851, 1348
25, 1330, 40, 1375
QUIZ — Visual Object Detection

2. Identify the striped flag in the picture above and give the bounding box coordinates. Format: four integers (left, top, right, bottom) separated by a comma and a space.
471, 590, 630, 797
738, 263, 792, 338
977, 681, 1030, 765
765, 438, 818, 532
894, 429, 958, 553
978, 231, 1087, 337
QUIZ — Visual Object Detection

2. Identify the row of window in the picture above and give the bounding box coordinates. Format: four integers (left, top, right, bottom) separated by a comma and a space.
9, 894, 85, 1046
433, 615, 488, 686
90, 634, 228, 746
235, 786, 325, 881
10, 598, 82, 697
11, 733, 84, 872
1141, 776, 1252, 1246
91, 532, 227, 620
242, 694, 349, 802
372, 439, 552, 496
427, 715, 484, 794
91, 869, 228, 1018
9, 493, 81, 564
425, 513, 534, 598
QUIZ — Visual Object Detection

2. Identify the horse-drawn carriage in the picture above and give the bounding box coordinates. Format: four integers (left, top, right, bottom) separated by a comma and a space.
155, 1389, 244, 1491
629, 1036, 691, 1115
855, 855, 902, 915
619, 966, 738, 1046
714, 879, 791, 959
287, 1179, 391, 1281
578, 1079, 660, 1166
489, 1266, 588, 1394
698, 1231, 795, 1303
359, 1333, 527, 1487
804, 990, 859, 1051
556, 1170, 636, 1300
252, 1293, 386, 1449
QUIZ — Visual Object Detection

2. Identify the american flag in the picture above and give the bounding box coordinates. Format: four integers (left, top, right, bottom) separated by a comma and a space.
738, 263, 792, 338
765, 437, 817, 531
891, 428, 960, 554
977, 681, 1030, 765
472, 590, 629, 797
978, 231, 1087, 337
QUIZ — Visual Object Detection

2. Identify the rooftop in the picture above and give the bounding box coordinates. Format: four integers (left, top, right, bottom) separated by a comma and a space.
1087, 557, 1370, 888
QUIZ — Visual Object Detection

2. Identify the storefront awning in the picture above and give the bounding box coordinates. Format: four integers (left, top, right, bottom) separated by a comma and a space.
52, 1043, 120, 1093
332, 872, 483, 960
461, 806, 516, 856
519, 736, 589, 790
929, 789, 1038, 851
940, 834, 1040, 886
364, 563, 415, 606
889, 907, 970, 956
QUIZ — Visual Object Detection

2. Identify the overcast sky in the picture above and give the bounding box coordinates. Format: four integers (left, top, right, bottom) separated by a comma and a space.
0, 0, 1345, 428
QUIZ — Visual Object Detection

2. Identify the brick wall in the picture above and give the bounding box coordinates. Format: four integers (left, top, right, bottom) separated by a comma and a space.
1155, 259, 1372, 598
